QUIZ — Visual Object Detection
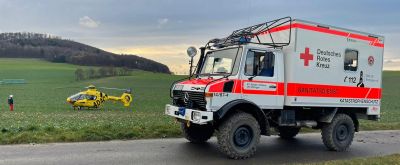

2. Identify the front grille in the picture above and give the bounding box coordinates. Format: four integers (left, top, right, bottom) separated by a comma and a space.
172, 90, 206, 110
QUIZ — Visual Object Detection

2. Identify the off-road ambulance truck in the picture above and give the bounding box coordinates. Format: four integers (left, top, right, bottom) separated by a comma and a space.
165, 17, 384, 159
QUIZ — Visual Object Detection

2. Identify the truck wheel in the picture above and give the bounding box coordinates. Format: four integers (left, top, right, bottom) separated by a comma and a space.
216, 112, 260, 159
181, 123, 214, 143
277, 127, 301, 139
321, 113, 355, 151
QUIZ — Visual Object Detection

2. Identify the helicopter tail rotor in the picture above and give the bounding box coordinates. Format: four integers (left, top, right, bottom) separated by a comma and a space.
120, 93, 133, 107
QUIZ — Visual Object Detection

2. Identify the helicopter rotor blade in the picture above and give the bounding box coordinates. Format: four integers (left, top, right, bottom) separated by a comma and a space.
98, 87, 129, 91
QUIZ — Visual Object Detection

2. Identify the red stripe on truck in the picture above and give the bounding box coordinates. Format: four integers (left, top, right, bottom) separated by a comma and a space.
258, 23, 384, 48
287, 83, 381, 99
181, 79, 381, 99
179, 79, 215, 85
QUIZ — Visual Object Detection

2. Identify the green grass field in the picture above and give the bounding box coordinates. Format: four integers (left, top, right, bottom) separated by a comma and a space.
0, 58, 398, 144
0, 58, 183, 144
316, 154, 400, 165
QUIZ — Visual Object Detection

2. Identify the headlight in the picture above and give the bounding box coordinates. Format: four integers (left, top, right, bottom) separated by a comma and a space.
192, 111, 201, 122
165, 105, 171, 115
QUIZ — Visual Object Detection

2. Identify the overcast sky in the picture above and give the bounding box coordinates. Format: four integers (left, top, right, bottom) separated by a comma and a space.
0, 0, 399, 73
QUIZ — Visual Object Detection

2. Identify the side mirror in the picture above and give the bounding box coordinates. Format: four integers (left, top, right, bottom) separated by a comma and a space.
187, 47, 197, 58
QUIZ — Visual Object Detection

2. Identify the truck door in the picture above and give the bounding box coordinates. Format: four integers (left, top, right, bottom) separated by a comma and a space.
241, 49, 280, 109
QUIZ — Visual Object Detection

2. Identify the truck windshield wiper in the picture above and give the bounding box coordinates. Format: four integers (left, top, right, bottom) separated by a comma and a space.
197, 73, 229, 77
214, 71, 228, 74
248, 75, 257, 81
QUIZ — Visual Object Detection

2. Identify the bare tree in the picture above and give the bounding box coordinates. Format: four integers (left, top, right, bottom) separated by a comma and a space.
87, 68, 96, 79
75, 68, 85, 81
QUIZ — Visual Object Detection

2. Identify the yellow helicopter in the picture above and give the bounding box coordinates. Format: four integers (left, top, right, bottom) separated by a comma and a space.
66, 85, 133, 110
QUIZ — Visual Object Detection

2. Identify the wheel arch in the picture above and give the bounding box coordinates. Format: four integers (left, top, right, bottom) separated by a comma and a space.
319, 108, 360, 132
215, 99, 269, 135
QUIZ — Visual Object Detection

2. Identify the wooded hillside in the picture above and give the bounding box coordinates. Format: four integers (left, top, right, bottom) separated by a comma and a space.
0, 32, 170, 73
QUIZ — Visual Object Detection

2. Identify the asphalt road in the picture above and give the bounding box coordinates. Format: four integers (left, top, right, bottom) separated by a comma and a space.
0, 130, 399, 165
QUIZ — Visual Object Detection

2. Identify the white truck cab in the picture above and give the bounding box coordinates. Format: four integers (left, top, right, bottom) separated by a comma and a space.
165, 17, 384, 159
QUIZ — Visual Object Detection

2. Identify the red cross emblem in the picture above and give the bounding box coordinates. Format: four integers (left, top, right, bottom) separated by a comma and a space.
300, 47, 314, 66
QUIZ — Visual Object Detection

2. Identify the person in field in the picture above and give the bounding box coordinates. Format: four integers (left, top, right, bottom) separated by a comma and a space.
8, 95, 14, 111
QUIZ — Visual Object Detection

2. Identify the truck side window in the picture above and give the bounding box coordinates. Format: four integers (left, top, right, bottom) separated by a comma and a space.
245, 51, 274, 77
344, 49, 358, 71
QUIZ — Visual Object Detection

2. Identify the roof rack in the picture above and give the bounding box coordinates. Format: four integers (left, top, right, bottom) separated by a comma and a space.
208, 17, 292, 49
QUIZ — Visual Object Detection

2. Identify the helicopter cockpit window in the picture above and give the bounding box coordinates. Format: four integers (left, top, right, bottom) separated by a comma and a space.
87, 95, 96, 100
77, 94, 85, 100
79, 94, 93, 100
69, 94, 97, 101
69, 93, 82, 101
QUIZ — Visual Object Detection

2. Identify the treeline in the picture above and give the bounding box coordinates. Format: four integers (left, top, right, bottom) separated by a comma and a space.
0, 32, 61, 40
75, 67, 131, 81
0, 32, 170, 74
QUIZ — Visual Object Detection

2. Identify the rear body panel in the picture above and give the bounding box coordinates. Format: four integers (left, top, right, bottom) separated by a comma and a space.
260, 19, 384, 115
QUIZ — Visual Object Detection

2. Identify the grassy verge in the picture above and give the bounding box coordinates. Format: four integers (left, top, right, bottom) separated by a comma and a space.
316, 154, 400, 165
0, 111, 181, 144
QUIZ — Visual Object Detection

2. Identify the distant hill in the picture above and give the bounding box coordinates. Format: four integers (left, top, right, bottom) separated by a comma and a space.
0, 32, 170, 73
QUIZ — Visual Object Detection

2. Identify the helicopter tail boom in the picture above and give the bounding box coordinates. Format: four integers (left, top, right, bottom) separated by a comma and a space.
107, 93, 133, 107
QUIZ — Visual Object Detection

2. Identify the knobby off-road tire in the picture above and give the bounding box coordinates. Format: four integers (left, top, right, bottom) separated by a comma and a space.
277, 127, 301, 139
181, 123, 214, 143
216, 112, 261, 159
321, 113, 355, 151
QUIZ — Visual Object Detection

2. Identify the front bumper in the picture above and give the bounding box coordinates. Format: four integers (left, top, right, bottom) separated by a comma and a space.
165, 104, 213, 124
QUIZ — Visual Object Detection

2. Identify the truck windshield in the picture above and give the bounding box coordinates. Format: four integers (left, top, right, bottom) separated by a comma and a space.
200, 47, 242, 75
